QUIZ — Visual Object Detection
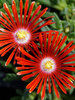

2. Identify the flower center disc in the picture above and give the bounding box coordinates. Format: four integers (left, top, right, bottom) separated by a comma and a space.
15, 29, 30, 44
41, 57, 55, 73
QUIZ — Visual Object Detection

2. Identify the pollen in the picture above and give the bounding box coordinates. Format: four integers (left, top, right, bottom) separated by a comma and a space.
15, 29, 30, 44
41, 57, 56, 73
44, 61, 53, 70
16, 30, 28, 39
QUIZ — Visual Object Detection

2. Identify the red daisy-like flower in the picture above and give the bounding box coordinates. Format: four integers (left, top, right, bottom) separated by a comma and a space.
16, 30, 75, 100
0, 0, 54, 66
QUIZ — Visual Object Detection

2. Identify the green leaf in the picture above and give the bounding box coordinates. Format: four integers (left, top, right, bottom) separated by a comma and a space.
3, 73, 19, 82
35, 0, 51, 7
53, 13, 63, 30
69, 87, 75, 94
10, 96, 21, 100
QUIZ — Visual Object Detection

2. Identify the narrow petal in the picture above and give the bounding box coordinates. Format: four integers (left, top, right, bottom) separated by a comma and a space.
16, 66, 35, 70
0, 21, 12, 31
26, 1, 35, 25
58, 73, 75, 88
20, 0, 23, 25
0, 17, 14, 30
22, 71, 40, 81
30, 16, 54, 31
53, 74, 67, 94
47, 31, 52, 54
60, 54, 75, 62
48, 75, 51, 93
59, 67, 75, 71
37, 77, 44, 94
31, 41, 42, 57
41, 76, 47, 100
1, 44, 16, 57
53, 33, 63, 51
23, 0, 29, 24
43, 33, 47, 55
29, 8, 48, 27
28, 46, 40, 59
39, 33, 43, 54
51, 76, 60, 98
19, 47, 38, 62
17, 69, 39, 75
0, 11, 15, 29
54, 36, 67, 55
29, 76, 42, 93
58, 70, 75, 80
0, 43, 16, 54
31, 20, 52, 33
0, 39, 15, 47
12, 0, 20, 26
3, 3, 17, 28
54, 73, 71, 89
50, 31, 59, 52
26, 73, 42, 89
57, 41, 73, 56
29, 5, 41, 22
5, 46, 17, 66
59, 45, 75, 59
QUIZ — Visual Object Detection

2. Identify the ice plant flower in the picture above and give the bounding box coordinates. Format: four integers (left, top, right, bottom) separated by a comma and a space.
0, 0, 54, 66
16, 31, 75, 100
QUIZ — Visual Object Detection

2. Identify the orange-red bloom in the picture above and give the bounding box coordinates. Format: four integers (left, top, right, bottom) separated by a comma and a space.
0, 0, 54, 66
16, 31, 75, 100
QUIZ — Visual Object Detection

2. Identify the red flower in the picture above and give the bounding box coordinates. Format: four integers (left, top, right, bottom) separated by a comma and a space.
0, 0, 54, 66
16, 30, 75, 100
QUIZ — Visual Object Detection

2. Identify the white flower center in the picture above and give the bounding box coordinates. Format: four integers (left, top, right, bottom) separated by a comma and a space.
14, 29, 30, 44
41, 57, 56, 73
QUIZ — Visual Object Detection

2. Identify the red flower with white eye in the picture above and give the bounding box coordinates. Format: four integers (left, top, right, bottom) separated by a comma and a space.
16, 30, 75, 100
0, 0, 54, 66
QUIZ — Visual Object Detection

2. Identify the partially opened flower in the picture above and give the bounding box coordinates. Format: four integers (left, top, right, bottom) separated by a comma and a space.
0, 0, 54, 66
16, 30, 75, 100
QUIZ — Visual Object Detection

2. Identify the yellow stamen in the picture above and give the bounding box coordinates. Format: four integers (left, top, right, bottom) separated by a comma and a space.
16, 30, 29, 39
44, 61, 53, 70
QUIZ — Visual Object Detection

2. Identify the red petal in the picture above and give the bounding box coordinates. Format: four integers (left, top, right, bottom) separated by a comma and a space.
29, 76, 42, 93
0, 11, 15, 29
26, 73, 42, 89
51, 76, 60, 98
53, 33, 63, 51
29, 5, 41, 22
5, 46, 17, 66
31, 41, 42, 57
30, 8, 48, 27
17, 69, 39, 75
37, 79, 44, 94
54, 36, 67, 55
41, 76, 47, 100
59, 45, 75, 59
48, 75, 51, 93
23, 0, 29, 24
58, 41, 73, 56
26, 1, 35, 25
12, 0, 20, 26
3, 3, 17, 28
22, 71, 40, 81
53, 74, 67, 94
59, 67, 75, 71
19, 47, 38, 62
39, 33, 43, 54
58, 73, 75, 88
54, 73, 71, 89
20, 0, 23, 25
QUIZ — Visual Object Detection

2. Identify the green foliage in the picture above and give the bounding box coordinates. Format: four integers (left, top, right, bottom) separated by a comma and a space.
0, 0, 75, 100
3, 73, 19, 82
